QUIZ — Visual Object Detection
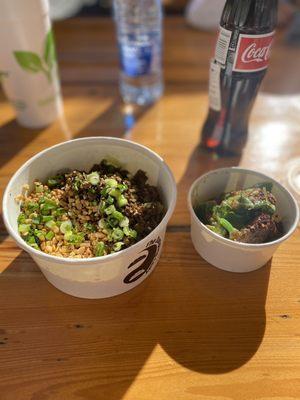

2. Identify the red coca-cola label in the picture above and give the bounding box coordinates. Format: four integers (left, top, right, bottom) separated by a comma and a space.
233, 31, 275, 72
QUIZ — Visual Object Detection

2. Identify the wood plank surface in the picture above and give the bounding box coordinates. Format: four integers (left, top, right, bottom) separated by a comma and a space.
0, 17, 300, 400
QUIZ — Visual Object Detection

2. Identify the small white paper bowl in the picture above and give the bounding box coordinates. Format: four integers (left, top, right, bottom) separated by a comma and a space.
3, 137, 177, 298
188, 167, 299, 273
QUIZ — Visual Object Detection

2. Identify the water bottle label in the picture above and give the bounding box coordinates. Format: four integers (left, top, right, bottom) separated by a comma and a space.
120, 43, 155, 77
233, 31, 275, 72
215, 27, 232, 66
208, 60, 221, 111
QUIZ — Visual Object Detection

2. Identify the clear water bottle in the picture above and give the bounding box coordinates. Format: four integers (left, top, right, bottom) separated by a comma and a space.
113, 0, 163, 105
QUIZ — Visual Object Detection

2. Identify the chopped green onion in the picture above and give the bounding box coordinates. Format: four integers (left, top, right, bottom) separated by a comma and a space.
17, 213, 26, 224
45, 220, 57, 230
119, 216, 129, 227
99, 200, 106, 214
117, 184, 128, 193
66, 232, 84, 245
95, 241, 106, 257
64, 231, 73, 241
31, 217, 41, 225
18, 224, 31, 234
40, 200, 57, 214
123, 227, 137, 239
109, 189, 122, 199
26, 235, 36, 244
45, 231, 55, 240
60, 220, 72, 234
84, 222, 95, 232
107, 216, 119, 228
105, 205, 116, 215
27, 201, 39, 212
30, 243, 40, 250
34, 183, 44, 193
34, 229, 45, 241
98, 219, 107, 229
117, 195, 128, 207
112, 210, 125, 222
106, 196, 114, 205
113, 242, 124, 252
42, 215, 53, 222
104, 178, 118, 188
53, 207, 66, 216
112, 228, 124, 241
101, 187, 109, 196
87, 171, 100, 185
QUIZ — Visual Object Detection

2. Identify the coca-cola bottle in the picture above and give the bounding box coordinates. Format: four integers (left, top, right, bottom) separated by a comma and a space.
200, 0, 278, 156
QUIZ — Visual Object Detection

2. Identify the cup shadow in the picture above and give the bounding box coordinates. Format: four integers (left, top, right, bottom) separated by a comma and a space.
0, 119, 44, 170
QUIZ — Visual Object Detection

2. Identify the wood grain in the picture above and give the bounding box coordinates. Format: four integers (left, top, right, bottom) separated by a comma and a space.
0, 17, 300, 400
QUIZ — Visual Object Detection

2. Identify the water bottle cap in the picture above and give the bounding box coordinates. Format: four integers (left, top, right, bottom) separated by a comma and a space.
0, 0, 49, 21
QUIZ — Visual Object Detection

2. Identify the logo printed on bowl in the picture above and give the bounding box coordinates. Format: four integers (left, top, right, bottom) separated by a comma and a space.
124, 237, 161, 284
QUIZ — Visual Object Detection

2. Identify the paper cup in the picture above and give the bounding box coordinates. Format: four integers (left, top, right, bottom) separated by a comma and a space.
0, 0, 63, 128
188, 167, 299, 273
3, 137, 177, 298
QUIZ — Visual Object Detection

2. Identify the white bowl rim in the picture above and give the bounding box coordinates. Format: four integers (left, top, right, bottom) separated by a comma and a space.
3, 137, 177, 264
187, 167, 299, 249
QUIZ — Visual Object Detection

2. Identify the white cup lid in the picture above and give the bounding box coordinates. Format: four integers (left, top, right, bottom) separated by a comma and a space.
0, 0, 49, 20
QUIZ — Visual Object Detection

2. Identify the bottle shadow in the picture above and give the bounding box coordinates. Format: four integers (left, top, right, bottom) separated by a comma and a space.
74, 98, 153, 139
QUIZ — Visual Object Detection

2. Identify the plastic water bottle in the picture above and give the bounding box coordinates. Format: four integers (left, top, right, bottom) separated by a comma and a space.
113, 0, 163, 105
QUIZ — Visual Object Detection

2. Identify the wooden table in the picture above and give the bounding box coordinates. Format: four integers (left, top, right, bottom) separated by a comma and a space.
1, 17, 300, 400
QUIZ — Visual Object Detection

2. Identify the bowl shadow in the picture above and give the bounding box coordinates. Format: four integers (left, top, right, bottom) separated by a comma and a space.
157, 248, 271, 374
158, 145, 270, 374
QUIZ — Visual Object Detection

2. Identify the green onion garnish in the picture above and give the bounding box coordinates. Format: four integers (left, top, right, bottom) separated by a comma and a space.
45, 231, 55, 240
87, 171, 100, 185
112, 228, 124, 241
117, 195, 128, 207
113, 242, 124, 252
104, 178, 118, 188
60, 220, 72, 234
95, 241, 106, 257
18, 224, 31, 234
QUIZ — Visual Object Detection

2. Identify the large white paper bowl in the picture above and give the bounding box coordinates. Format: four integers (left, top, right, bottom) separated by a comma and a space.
3, 137, 177, 298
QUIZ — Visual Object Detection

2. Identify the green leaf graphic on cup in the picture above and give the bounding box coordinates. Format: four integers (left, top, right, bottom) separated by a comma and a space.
14, 29, 57, 83
44, 30, 57, 70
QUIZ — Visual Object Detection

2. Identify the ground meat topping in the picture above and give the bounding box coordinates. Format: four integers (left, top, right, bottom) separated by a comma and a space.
16, 160, 165, 258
